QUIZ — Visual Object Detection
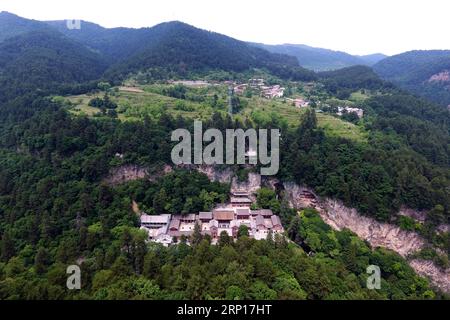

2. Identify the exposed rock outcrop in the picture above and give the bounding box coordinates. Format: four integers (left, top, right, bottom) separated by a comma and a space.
398, 206, 449, 236
104, 165, 149, 185
232, 173, 261, 192
104, 164, 172, 185
409, 259, 450, 293
281, 181, 450, 293
428, 70, 450, 83
196, 165, 234, 183
437, 224, 450, 234
398, 206, 427, 223
283, 183, 425, 256
319, 199, 425, 257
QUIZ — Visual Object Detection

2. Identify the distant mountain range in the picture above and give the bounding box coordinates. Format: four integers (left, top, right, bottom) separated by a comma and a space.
251, 43, 387, 71
373, 50, 450, 106
1, 11, 450, 106
0, 11, 316, 97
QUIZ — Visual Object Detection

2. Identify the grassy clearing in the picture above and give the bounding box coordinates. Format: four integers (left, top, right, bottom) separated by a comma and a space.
316, 113, 367, 142
65, 87, 222, 121
63, 84, 367, 142
66, 95, 100, 116
349, 90, 371, 102
240, 96, 366, 142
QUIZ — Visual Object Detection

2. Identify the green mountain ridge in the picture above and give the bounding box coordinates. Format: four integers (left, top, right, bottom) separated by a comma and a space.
46, 19, 317, 82
45, 20, 158, 63
0, 11, 54, 42
0, 13, 317, 101
251, 42, 387, 71
373, 50, 450, 106
0, 29, 108, 102
104, 21, 316, 82
0, 11, 449, 301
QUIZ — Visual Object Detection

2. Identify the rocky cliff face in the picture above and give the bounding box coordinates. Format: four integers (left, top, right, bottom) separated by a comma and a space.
196, 165, 234, 184
283, 182, 424, 256
104, 165, 149, 185
398, 207, 427, 223
104, 164, 172, 185
282, 182, 450, 293
319, 199, 425, 257
196, 166, 263, 201
230, 173, 261, 202
409, 259, 450, 293
105, 164, 450, 293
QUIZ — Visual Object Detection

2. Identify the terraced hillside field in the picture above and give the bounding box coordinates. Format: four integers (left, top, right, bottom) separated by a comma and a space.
63, 83, 367, 142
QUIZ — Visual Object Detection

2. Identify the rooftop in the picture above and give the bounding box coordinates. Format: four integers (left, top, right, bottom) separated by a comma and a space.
271, 215, 282, 227
236, 208, 251, 216
260, 209, 274, 216
141, 214, 171, 224
251, 209, 273, 216
255, 215, 265, 226
199, 212, 213, 220
181, 214, 197, 221
230, 197, 253, 203
213, 210, 235, 221
169, 218, 181, 230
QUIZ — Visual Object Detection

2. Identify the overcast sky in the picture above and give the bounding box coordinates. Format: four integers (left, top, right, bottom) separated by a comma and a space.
1, 0, 449, 55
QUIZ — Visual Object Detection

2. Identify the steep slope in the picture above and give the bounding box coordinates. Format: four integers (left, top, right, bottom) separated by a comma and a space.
0, 30, 107, 101
252, 43, 386, 71
0, 14, 317, 101
45, 20, 154, 63
103, 22, 316, 82
47, 20, 317, 82
282, 182, 450, 293
318, 65, 392, 99
357, 53, 387, 66
373, 50, 450, 106
0, 11, 54, 43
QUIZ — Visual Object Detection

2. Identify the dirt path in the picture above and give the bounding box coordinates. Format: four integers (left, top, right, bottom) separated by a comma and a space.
118, 86, 144, 93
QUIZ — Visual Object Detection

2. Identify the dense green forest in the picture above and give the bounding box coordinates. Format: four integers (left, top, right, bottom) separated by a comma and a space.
0, 13, 316, 101
103, 21, 316, 83
0, 12, 449, 300
373, 50, 450, 106
0, 30, 107, 103
0, 94, 448, 299
0, 11, 52, 42
319, 65, 394, 99
0, 206, 438, 300
0, 101, 441, 298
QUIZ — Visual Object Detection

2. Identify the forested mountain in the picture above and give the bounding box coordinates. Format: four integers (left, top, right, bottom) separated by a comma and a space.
0, 13, 315, 93
0, 11, 53, 42
319, 65, 393, 99
46, 20, 316, 81
357, 53, 387, 66
103, 22, 316, 82
0, 12, 449, 300
373, 50, 450, 106
0, 30, 107, 102
251, 43, 386, 71
45, 20, 156, 63
0, 14, 317, 101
